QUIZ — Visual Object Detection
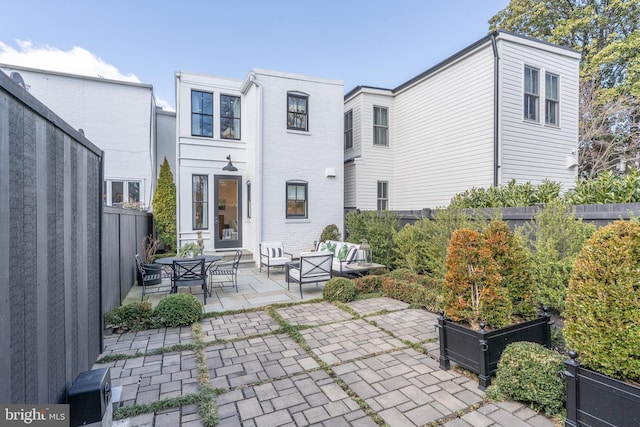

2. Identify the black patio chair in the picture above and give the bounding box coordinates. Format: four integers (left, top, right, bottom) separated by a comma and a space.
208, 250, 242, 292
172, 258, 208, 304
135, 253, 164, 301
286, 251, 333, 298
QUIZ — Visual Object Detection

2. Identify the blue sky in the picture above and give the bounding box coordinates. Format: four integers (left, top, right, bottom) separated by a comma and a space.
0, 0, 510, 110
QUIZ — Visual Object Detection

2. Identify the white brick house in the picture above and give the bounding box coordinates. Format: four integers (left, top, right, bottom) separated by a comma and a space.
0, 64, 158, 209
175, 69, 344, 259
344, 31, 582, 210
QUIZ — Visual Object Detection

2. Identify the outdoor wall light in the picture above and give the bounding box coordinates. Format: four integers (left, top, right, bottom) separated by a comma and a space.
223, 154, 238, 171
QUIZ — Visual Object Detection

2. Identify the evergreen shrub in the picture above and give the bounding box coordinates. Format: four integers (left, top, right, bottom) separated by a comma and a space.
322, 277, 356, 303
319, 224, 341, 243
564, 220, 640, 382
104, 302, 154, 332
353, 275, 383, 294
443, 220, 536, 329
152, 157, 177, 251
154, 294, 203, 327
345, 210, 400, 268
487, 342, 565, 416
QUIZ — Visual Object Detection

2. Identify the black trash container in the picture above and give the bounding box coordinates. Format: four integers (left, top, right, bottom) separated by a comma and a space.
68, 368, 111, 427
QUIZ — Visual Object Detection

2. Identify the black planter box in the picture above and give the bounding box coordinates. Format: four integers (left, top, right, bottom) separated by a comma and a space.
565, 351, 640, 427
137, 263, 163, 286
437, 311, 552, 389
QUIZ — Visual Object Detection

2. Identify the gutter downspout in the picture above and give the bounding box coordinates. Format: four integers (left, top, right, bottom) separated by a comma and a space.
491, 33, 500, 186
244, 73, 264, 252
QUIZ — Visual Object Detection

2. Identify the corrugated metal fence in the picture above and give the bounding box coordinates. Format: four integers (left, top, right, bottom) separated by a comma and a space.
0, 71, 103, 404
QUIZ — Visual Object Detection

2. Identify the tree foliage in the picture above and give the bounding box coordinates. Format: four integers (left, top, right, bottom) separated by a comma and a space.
152, 157, 177, 251
489, 0, 640, 178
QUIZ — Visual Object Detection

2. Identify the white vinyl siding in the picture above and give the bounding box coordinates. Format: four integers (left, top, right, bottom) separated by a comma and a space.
393, 44, 495, 209
498, 35, 579, 188
344, 163, 357, 208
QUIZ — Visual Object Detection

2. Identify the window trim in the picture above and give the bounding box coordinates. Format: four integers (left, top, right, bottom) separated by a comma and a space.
191, 90, 214, 137
287, 93, 309, 131
192, 174, 209, 230
373, 106, 389, 146
103, 179, 142, 208
285, 181, 308, 219
377, 181, 388, 211
523, 66, 540, 122
545, 72, 559, 126
344, 110, 353, 150
220, 94, 241, 140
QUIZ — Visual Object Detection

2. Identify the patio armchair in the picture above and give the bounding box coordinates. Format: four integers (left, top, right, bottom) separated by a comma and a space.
172, 258, 208, 304
259, 242, 293, 277
135, 253, 164, 301
208, 249, 242, 292
286, 251, 333, 298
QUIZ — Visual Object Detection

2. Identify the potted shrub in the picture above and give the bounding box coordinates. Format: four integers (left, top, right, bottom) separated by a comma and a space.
138, 234, 163, 285
179, 241, 201, 258
438, 220, 551, 389
563, 220, 640, 427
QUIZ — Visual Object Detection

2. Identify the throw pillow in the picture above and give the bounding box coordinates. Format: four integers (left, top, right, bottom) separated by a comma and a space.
319, 242, 329, 252
270, 247, 283, 258
337, 244, 349, 261
346, 246, 359, 264
327, 242, 337, 254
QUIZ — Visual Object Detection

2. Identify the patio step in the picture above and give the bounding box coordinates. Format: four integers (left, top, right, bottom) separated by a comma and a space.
207, 249, 256, 269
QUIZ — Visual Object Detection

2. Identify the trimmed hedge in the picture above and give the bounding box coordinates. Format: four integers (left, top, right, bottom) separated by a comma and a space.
487, 341, 565, 416
322, 277, 356, 303
155, 294, 203, 327
565, 220, 640, 382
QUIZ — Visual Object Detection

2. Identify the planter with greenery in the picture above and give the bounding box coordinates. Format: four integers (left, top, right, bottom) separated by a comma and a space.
438, 221, 551, 389
563, 220, 640, 427
139, 234, 163, 285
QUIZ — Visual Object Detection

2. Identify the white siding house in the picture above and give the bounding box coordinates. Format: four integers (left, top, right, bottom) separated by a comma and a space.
344, 31, 581, 210
0, 64, 158, 209
175, 69, 344, 259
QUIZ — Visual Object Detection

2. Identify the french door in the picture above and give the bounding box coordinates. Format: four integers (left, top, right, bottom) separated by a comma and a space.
214, 175, 242, 249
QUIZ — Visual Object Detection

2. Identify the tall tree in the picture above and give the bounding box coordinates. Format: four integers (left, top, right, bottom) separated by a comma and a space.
489, 0, 640, 178
152, 157, 177, 251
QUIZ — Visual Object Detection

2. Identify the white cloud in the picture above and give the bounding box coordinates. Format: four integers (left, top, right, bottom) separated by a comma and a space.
0, 40, 141, 83
0, 40, 175, 111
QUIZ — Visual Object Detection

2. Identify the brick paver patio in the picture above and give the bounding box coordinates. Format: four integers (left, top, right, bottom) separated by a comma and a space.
103, 295, 556, 427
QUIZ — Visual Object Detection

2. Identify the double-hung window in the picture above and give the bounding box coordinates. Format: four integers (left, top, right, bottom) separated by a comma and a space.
287, 93, 308, 131
344, 110, 353, 150
377, 181, 388, 211
286, 182, 307, 218
192, 175, 208, 230
220, 95, 241, 139
524, 66, 539, 122
545, 73, 559, 125
373, 106, 388, 146
192, 90, 213, 137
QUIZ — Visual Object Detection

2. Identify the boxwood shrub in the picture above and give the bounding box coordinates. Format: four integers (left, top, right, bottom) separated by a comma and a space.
154, 293, 203, 327
564, 220, 640, 382
487, 341, 565, 416
104, 302, 154, 332
322, 277, 356, 303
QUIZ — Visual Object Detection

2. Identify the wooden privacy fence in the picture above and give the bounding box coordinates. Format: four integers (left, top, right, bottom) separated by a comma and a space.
102, 206, 153, 313
0, 71, 103, 404
390, 203, 640, 229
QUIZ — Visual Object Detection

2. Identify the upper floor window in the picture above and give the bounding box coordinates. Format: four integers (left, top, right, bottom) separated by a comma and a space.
344, 110, 353, 150
192, 90, 213, 137
220, 95, 241, 139
287, 93, 308, 131
377, 181, 388, 211
524, 66, 539, 122
545, 73, 559, 125
192, 175, 208, 230
373, 106, 388, 146
286, 181, 308, 218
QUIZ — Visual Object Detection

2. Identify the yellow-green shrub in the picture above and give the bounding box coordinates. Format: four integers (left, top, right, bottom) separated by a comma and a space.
565, 220, 640, 382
